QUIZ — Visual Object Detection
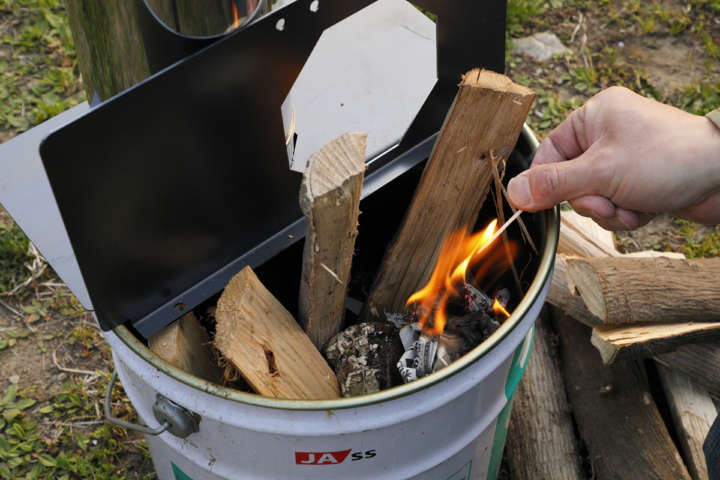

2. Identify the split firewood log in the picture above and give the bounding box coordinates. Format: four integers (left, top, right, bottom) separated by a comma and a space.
215, 266, 340, 400
362, 69, 535, 321
149, 311, 222, 383
298, 132, 367, 349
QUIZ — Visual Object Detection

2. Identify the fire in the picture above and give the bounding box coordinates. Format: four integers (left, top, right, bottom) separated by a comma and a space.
406, 219, 514, 336
232, 2, 240, 28
493, 298, 511, 318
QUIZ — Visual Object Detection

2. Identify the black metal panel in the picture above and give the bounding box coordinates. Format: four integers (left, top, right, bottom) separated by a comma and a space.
39, 0, 507, 334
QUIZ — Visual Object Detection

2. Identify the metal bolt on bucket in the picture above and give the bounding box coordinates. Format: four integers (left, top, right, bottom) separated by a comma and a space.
103, 126, 559, 480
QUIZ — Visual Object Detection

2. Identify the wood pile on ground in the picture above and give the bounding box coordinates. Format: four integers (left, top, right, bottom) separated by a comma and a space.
506, 209, 718, 479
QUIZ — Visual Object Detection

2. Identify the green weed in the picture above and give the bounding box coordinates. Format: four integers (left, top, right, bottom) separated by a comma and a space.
0, 222, 32, 294
672, 82, 720, 115
676, 220, 720, 258
0, 381, 154, 479
506, 0, 547, 37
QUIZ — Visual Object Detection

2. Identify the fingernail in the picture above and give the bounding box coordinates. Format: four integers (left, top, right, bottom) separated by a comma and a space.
508, 175, 532, 208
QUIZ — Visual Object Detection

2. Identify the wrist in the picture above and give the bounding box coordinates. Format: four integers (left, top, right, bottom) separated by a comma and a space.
694, 110, 720, 191
700, 109, 720, 186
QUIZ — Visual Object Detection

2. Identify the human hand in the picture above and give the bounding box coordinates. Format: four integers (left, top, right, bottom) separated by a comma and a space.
507, 86, 720, 230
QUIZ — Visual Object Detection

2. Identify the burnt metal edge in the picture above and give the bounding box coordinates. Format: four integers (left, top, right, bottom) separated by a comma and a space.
113, 125, 558, 411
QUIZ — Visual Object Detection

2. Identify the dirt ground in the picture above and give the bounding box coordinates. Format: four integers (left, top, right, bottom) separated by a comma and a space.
0, 0, 718, 478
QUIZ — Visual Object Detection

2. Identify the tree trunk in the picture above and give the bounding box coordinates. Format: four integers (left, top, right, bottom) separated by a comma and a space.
64, 0, 152, 101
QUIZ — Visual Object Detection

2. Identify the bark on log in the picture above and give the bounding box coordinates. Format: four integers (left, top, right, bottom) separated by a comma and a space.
506, 311, 585, 480
555, 310, 692, 480
657, 364, 716, 480
362, 69, 535, 320
592, 322, 720, 365
565, 256, 720, 325
215, 266, 340, 400
656, 343, 720, 401
299, 133, 367, 349
149, 311, 222, 383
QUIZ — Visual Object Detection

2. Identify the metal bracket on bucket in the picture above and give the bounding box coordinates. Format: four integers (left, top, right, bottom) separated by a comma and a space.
105, 371, 198, 438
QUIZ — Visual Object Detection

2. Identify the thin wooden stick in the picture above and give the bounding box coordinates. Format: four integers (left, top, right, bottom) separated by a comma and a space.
476, 209, 524, 258
490, 153, 522, 292
491, 151, 538, 254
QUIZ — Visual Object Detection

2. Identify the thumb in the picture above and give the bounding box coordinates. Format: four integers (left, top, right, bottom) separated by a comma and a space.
507, 159, 601, 211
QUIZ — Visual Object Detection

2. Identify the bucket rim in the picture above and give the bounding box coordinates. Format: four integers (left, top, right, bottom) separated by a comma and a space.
113, 124, 559, 411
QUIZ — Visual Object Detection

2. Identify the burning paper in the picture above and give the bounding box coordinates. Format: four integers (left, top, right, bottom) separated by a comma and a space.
397, 323, 438, 382
391, 218, 516, 383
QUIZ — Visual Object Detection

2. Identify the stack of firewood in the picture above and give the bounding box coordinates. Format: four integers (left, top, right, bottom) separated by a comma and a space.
506, 209, 719, 480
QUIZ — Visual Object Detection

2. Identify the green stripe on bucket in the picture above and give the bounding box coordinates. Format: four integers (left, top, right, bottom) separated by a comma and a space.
486, 326, 535, 479
172, 462, 194, 480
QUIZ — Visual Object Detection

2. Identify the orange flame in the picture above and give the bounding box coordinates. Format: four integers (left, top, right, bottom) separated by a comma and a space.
407, 219, 510, 336
232, 2, 240, 28
493, 298, 511, 318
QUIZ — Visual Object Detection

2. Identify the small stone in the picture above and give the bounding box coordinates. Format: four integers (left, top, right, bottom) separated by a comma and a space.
8, 375, 19, 384
512, 31, 570, 61
324, 322, 404, 397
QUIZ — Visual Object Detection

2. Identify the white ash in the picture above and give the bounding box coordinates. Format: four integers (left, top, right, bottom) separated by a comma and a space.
324, 322, 404, 397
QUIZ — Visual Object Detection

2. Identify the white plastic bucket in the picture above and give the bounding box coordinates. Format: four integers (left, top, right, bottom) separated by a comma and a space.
104, 127, 559, 480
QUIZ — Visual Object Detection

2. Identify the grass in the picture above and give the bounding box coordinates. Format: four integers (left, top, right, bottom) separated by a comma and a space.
0, 378, 155, 479
0, 222, 33, 294
676, 220, 720, 258
0, 0, 84, 134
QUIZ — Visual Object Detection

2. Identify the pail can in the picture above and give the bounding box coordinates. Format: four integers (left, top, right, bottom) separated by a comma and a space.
103, 126, 559, 480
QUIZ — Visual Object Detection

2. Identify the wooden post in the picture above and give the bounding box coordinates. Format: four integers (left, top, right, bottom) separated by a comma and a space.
362, 69, 535, 320
298, 133, 367, 349
65, 0, 250, 101
506, 311, 585, 480
64, 0, 152, 101
554, 310, 692, 479
149, 311, 222, 383
565, 256, 720, 325
215, 266, 340, 400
